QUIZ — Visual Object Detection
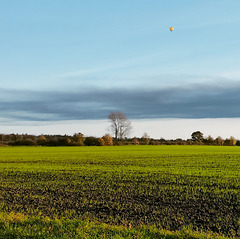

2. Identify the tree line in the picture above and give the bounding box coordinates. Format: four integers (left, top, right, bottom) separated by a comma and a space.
0, 131, 239, 147
0, 112, 239, 146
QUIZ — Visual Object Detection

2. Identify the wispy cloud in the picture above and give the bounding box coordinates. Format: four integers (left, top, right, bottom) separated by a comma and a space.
1, 81, 240, 122
56, 54, 157, 80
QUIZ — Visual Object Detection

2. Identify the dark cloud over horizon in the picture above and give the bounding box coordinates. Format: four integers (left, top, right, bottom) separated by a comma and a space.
1, 82, 240, 122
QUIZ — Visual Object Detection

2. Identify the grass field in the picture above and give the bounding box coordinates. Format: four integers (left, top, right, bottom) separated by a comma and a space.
0, 145, 239, 238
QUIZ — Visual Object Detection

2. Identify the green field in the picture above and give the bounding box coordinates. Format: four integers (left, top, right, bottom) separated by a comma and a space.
0, 146, 239, 238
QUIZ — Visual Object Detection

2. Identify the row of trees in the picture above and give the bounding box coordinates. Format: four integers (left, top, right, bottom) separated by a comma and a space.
0, 131, 239, 146
0, 112, 239, 146
107, 112, 239, 146
0, 133, 114, 147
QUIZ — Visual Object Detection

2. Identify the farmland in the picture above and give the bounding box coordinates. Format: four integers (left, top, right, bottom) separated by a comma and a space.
0, 145, 239, 238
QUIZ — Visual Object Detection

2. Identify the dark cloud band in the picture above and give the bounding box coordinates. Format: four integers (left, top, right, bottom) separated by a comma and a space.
1, 82, 240, 121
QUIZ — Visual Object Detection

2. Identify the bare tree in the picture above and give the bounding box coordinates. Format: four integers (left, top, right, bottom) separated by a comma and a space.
141, 132, 150, 145
215, 136, 224, 146
108, 112, 132, 143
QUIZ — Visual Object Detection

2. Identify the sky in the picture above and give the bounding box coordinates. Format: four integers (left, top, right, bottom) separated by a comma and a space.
1, 0, 240, 139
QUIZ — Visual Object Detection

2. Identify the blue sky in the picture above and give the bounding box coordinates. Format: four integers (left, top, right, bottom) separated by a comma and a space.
1, 1, 240, 139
